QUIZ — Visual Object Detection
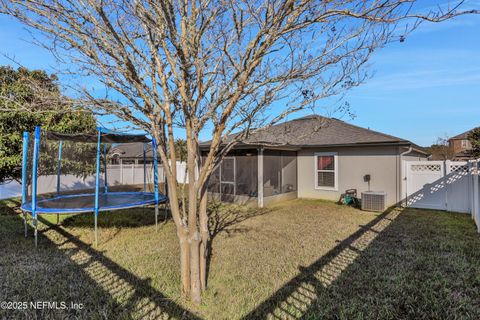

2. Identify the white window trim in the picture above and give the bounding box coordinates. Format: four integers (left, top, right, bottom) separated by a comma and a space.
314, 152, 338, 191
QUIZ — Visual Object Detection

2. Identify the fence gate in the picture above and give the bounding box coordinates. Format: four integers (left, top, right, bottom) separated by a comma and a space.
404, 160, 470, 213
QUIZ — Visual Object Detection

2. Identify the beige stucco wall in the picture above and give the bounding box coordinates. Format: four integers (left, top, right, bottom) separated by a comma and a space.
263, 191, 298, 207
297, 146, 406, 206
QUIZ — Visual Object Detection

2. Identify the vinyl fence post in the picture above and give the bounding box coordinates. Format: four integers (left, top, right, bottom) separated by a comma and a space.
143, 143, 147, 192
474, 160, 480, 232
472, 161, 477, 221
444, 160, 450, 211
469, 161, 474, 219
56, 140, 63, 196
104, 144, 108, 193
120, 159, 123, 184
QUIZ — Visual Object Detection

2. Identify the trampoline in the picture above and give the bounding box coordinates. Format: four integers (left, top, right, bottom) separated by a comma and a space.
20, 126, 168, 246
21, 192, 167, 214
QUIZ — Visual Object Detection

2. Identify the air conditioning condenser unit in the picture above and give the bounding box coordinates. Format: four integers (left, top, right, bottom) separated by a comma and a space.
361, 191, 386, 212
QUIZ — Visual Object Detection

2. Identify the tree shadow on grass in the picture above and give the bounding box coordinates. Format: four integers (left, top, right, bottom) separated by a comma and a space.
0, 211, 200, 319
239, 206, 480, 319
60, 205, 170, 229
0, 197, 22, 215
207, 201, 271, 239
204, 201, 271, 289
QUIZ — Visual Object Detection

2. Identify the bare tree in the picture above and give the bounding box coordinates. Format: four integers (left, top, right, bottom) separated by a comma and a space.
1, 0, 476, 303
428, 136, 455, 160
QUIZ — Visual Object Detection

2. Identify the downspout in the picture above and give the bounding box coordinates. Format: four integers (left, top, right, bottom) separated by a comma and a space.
400, 146, 413, 157
400, 146, 413, 207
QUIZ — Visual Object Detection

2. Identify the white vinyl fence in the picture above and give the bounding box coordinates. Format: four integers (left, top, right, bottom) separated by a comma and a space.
0, 161, 187, 199
403, 159, 480, 232
106, 161, 188, 186
0, 180, 22, 200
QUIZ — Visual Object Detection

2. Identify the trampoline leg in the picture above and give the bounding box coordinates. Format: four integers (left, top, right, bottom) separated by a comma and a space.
56, 214, 59, 225
34, 218, 38, 248
94, 213, 98, 247
23, 212, 28, 238
163, 204, 168, 224
155, 204, 159, 232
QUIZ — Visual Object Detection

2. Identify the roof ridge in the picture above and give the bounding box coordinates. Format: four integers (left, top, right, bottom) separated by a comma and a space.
274, 115, 405, 142
199, 113, 420, 147
327, 117, 407, 142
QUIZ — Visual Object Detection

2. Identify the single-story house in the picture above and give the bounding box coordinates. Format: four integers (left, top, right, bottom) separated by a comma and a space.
109, 143, 154, 165
200, 115, 429, 207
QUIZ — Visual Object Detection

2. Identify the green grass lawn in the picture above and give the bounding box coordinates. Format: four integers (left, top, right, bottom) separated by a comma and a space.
1, 198, 479, 319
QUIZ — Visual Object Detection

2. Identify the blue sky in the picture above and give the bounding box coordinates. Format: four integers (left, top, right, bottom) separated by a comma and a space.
0, 1, 479, 146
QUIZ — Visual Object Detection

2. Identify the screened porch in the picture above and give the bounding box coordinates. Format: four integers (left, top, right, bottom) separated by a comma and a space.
207, 148, 297, 206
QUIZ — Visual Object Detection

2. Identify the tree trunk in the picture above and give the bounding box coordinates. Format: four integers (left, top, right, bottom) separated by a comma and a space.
186, 122, 203, 303
178, 231, 191, 297
189, 232, 202, 304
199, 185, 209, 291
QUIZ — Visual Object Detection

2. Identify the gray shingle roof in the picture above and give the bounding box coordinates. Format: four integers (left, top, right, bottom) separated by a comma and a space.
449, 127, 479, 140
201, 115, 420, 149
110, 143, 153, 158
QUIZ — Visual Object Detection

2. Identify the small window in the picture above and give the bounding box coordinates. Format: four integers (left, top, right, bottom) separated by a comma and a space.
110, 154, 120, 165
461, 139, 468, 148
315, 152, 338, 190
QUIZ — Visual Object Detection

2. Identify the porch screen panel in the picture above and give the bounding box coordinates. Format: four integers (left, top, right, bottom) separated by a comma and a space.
207, 166, 220, 193
220, 158, 235, 202
221, 158, 234, 183
235, 152, 258, 197
263, 150, 282, 197
281, 151, 297, 193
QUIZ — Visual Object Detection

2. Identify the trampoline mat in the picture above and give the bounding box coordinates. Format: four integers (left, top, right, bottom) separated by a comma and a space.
21, 192, 167, 214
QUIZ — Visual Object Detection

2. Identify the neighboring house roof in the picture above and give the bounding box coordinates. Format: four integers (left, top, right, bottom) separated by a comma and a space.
449, 127, 478, 140
110, 143, 153, 158
200, 115, 428, 154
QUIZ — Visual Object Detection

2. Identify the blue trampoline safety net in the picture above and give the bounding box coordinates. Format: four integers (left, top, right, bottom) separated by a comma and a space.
21, 128, 166, 215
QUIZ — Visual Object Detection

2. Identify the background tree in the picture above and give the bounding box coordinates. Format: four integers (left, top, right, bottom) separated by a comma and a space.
172, 139, 187, 163
468, 128, 480, 158
1, 0, 476, 303
0, 66, 96, 183
426, 136, 455, 160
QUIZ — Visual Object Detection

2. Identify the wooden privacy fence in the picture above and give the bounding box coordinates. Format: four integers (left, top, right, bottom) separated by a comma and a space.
403, 159, 480, 232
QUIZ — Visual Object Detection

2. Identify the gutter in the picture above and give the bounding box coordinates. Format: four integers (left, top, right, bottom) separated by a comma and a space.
199, 141, 414, 151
